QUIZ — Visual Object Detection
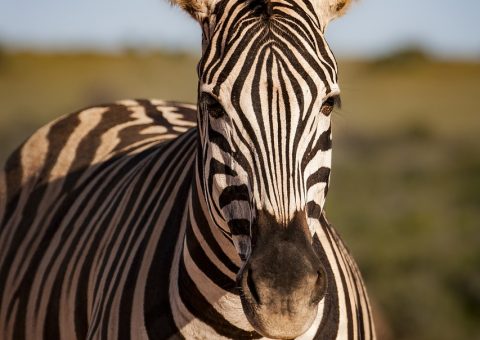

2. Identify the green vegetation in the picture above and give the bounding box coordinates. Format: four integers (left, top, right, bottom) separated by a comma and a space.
0, 50, 479, 339
0, 51, 198, 158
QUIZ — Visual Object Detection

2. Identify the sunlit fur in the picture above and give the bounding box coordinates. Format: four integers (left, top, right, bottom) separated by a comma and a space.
198, 0, 339, 237
191, 0, 375, 338
0, 0, 375, 339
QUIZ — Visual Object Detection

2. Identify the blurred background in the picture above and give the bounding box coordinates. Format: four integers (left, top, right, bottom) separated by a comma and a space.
0, 0, 479, 339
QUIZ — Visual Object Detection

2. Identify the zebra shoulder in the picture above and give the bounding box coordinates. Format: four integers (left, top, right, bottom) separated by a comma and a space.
0, 99, 197, 221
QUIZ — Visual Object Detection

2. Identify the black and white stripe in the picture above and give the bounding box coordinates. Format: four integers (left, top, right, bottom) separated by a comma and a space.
1, 0, 375, 338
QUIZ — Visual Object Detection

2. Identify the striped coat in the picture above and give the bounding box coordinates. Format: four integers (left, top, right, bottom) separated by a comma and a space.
1, 0, 376, 338
0, 100, 374, 339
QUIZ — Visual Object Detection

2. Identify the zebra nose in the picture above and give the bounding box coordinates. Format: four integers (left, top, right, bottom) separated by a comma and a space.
239, 255, 325, 339
244, 267, 261, 304
311, 265, 327, 305
241, 255, 326, 308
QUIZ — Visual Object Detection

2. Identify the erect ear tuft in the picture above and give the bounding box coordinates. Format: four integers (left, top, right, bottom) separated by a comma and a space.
333, 0, 353, 16
319, 0, 355, 26
170, 0, 210, 21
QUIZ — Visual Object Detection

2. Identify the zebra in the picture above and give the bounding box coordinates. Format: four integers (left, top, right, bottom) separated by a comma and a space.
0, 0, 376, 338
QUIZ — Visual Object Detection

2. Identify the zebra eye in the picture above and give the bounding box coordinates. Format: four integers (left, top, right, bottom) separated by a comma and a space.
320, 97, 335, 116
202, 92, 226, 119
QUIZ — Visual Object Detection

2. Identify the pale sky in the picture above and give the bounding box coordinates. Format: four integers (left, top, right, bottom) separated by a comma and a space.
0, 0, 479, 59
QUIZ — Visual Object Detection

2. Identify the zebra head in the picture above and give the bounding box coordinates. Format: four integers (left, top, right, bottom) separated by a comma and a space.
176, 0, 353, 337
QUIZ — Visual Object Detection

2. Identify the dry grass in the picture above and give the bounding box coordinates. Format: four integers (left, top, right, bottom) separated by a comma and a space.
0, 51, 197, 159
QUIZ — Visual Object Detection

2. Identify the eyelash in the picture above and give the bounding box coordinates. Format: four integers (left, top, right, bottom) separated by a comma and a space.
320, 95, 340, 116
202, 93, 339, 118
202, 93, 225, 118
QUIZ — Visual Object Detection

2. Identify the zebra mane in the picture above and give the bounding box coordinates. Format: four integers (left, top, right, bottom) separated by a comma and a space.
246, 0, 273, 18
172, 0, 355, 22
246, 0, 355, 21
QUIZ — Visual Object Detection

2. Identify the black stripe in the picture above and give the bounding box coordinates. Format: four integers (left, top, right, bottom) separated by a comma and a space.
1, 113, 80, 340
191, 183, 240, 273
323, 216, 354, 339
1, 145, 23, 228
185, 218, 237, 293
219, 184, 250, 208
313, 229, 339, 339
307, 167, 331, 190
208, 125, 233, 154
228, 219, 250, 235
97, 133, 196, 339
140, 134, 196, 340
302, 126, 332, 173
307, 201, 322, 220
178, 251, 261, 339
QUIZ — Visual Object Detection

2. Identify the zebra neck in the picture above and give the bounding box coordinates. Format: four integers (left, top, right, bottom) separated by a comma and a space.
168, 166, 258, 336
187, 163, 242, 275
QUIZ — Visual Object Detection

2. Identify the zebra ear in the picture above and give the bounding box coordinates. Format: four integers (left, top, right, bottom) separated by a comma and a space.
318, 0, 355, 26
171, 0, 211, 21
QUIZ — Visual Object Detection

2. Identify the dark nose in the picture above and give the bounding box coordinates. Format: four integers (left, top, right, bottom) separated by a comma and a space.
243, 245, 326, 308
237, 211, 329, 338
244, 268, 326, 308
238, 240, 327, 339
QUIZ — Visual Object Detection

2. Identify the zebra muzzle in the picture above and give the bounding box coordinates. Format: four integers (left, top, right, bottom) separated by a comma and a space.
237, 211, 327, 339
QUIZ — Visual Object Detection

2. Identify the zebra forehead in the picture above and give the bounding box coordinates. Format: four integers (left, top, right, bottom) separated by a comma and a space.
212, 0, 355, 24
197, 0, 343, 90
173, 0, 355, 27
206, 42, 337, 101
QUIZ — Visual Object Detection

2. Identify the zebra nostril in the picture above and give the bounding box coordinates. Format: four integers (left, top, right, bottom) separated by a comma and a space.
247, 268, 261, 304
311, 269, 326, 305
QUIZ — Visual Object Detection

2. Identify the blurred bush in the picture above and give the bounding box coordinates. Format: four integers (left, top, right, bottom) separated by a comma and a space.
0, 50, 198, 161
0, 48, 479, 339
370, 47, 431, 69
